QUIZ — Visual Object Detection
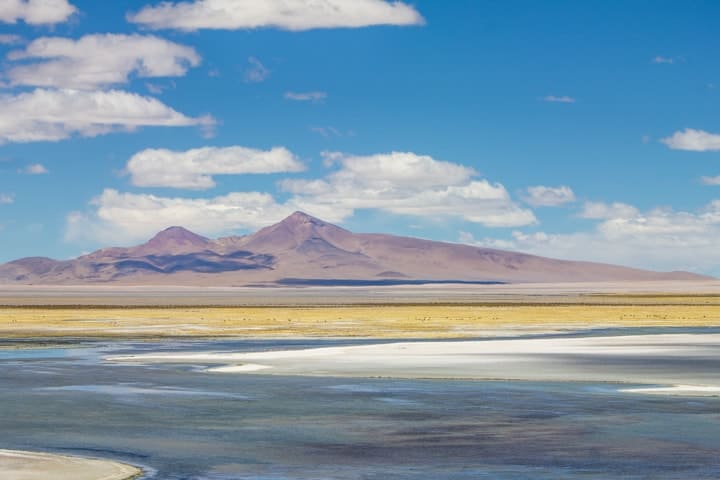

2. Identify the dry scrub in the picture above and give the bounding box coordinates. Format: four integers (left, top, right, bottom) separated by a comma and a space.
1, 299, 719, 338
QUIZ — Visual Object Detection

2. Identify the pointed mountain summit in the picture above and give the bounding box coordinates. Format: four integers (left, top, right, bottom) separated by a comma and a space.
133, 226, 210, 255
147, 226, 209, 246
0, 212, 710, 285
281, 210, 325, 226
242, 211, 353, 252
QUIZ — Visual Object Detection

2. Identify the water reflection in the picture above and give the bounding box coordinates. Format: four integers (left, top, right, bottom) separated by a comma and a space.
0, 334, 718, 479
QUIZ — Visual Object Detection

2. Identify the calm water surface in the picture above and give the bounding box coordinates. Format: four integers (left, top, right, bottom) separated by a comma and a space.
1, 332, 719, 479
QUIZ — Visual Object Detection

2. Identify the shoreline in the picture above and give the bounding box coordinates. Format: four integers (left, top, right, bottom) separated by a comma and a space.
0, 449, 141, 480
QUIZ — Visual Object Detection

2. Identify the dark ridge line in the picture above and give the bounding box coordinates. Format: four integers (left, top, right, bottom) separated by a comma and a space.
276, 278, 508, 287
1, 301, 717, 309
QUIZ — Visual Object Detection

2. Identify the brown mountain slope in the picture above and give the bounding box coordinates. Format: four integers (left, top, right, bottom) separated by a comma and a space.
0, 211, 709, 285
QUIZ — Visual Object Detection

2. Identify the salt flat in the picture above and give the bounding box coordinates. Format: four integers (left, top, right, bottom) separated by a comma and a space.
0, 449, 140, 480
1, 280, 720, 306
109, 333, 720, 396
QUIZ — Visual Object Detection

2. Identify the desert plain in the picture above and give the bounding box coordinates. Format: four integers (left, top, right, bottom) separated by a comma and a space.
1, 282, 720, 339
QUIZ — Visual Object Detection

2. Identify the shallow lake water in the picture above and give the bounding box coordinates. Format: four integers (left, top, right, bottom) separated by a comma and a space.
1, 331, 719, 479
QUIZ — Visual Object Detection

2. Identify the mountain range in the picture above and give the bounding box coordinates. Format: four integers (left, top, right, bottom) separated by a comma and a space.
0, 211, 708, 285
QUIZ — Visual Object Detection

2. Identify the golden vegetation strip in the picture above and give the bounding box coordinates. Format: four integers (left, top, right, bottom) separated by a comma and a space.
0, 302, 719, 338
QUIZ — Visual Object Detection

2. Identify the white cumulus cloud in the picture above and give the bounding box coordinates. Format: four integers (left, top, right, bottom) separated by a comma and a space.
462, 200, 720, 274
67, 150, 537, 245
127, 0, 424, 31
0, 89, 214, 144
127, 145, 305, 189
282, 151, 536, 228
5, 34, 201, 90
701, 176, 720, 186
523, 185, 575, 207
66, 189, 302, 245
661, 128, 720, 152
0, 0, 76, 25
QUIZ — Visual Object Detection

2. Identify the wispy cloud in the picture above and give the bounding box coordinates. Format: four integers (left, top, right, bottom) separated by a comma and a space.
579, 201, 639, 220
0, 193, 15, 204
21, 164, 49, 175
542, 95, 576, 103
244, 56, 270, 83
701, 175, 720, 186
310, 126, 345, 137
652, 55, 682, 64
0, 34, 22, 45
145, 83, 164, 94
285, 91, 327, 102
523, 185, 576, 207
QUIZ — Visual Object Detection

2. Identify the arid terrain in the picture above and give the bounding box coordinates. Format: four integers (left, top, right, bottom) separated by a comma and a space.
2, 282, 719, 339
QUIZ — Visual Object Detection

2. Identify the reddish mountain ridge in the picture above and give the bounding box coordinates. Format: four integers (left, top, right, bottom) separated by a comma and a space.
0, 212, 709, 285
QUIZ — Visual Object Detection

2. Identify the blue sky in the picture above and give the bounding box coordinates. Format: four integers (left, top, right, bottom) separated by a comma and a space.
1, 0, 720, 274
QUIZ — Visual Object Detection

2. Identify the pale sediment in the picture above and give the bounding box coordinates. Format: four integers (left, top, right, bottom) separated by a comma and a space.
0, 449, 141, 480
109, 333, 720, 396
618, 385, 720, 396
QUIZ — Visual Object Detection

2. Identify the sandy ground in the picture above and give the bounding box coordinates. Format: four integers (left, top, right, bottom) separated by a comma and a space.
0, 449, 141, 480
1, 280, 720, 306
109, 333, 720, 396
1, 301, 719, 338
1, 282, 719, 339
